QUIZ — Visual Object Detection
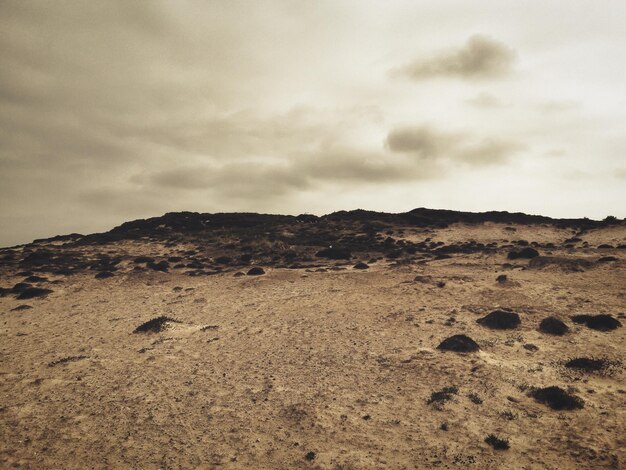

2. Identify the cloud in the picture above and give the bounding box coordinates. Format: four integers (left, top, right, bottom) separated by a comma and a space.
466, 92, 506, 108
456, 138, 525, 165
395, 35, 516, 80
386, 125, 523, 166
386, 126, 462, 158
536, 100, 581, 114
142, 146, 436, 200
145, 161, 308, 199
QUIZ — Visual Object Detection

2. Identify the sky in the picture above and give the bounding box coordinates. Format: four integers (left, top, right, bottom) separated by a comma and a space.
1, 1, 625, 246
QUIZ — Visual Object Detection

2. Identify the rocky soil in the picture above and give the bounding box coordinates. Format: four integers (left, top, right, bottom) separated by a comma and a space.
1, 209, 624, 469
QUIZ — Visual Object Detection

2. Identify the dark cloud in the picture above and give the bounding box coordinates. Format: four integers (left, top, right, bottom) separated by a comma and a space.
297, 148, 428, 182
395, 35, 516, 80
145, 162, 308, 199
386, 126, 461, 158
142, 147, 434, 200
386, 125, 523, 166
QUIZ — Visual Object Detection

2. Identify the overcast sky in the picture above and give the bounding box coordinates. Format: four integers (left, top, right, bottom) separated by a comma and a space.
1, 1, 625, 246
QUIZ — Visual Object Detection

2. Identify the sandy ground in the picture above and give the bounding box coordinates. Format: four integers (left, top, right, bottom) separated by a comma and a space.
1, 222, 625, 469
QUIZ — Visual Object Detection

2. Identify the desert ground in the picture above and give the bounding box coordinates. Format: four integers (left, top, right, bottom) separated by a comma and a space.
0, 209, 624, 469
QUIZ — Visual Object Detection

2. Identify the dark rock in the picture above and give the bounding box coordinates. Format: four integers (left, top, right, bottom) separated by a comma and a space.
386, 250, 403, 259
507, 247, 539, 259
437, 335, 479, 353
529, 256, 594, 271
353, 262, 369, 269
134, 256, 155, 263
233, 272, 245, 277
11, 283, 32, 294
247, 267, 265, 276
147, 261, 169, 272
95, 271, 115, 279
477, 310, 521, 330
315, 247, 352, 260
538, 317, 568, 335
530, 386, 584, 410
496, 274, 508, 284
597, 256, 618, 263
571, 314, 621, 331
215, 256, 232, 264
17, 287, 53, 300
11, 305, 33, 311
133, 316, 181, 334
23, 275, 48, 283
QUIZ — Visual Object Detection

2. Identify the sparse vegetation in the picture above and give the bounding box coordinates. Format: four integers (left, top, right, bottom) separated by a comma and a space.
485, 434, 510, 450
530, 386, 584, 410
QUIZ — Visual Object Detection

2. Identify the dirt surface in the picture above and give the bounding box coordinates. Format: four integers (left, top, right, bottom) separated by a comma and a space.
1, 211, 625, 469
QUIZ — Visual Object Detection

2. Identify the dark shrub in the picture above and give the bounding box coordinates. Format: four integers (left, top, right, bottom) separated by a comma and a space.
530, 386, 584, 410
485, 434, 510, 450
564, 357, 606, 372
353, 262, 369, 269
427, 386, 458, 404
247, 267, 265, 276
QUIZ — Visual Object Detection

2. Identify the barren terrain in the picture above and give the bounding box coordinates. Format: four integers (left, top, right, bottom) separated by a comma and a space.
1, 209, 624, 469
